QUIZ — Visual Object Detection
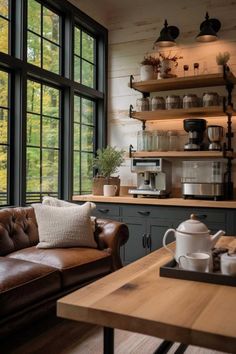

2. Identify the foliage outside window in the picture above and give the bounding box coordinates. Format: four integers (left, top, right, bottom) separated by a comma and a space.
73, 96, 95, 194
0, 0, 9, 54
26, 80, 60, 203
27, 0, 60, 74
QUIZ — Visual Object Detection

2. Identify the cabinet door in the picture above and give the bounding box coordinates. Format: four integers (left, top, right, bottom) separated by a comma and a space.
147, 218, 174, 253
122, 217, 147, 265
92, 203, 120, 220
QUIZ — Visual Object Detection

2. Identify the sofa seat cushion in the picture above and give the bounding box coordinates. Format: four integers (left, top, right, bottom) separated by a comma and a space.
7, 246, 113, 288
0, 257, 61, 317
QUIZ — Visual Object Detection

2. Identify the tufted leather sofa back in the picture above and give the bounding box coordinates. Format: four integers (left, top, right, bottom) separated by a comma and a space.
0, 207, 39, 256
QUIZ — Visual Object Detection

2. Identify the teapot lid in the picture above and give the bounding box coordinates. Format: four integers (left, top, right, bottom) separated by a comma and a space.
177, 214, 209, 235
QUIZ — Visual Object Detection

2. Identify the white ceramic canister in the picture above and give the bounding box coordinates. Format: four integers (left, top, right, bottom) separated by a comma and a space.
151, 96, 165, 110
140, 65, 154, 81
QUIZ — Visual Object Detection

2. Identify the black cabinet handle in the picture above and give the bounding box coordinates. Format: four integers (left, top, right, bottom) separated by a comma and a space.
147, 234, 152, 251
138, 210, 150, 216
98, 208, 110, 213
142, 234, 147, 248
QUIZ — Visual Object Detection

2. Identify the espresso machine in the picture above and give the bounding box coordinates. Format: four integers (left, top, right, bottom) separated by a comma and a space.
128, 158, 172, 197
184, 118, 207, 150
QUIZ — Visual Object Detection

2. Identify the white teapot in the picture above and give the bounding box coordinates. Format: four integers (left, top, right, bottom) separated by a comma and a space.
163, 214, 225, 262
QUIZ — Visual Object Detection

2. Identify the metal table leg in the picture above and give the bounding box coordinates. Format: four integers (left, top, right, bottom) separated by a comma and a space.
153, 340, 174, 354
104, 327, 114, 354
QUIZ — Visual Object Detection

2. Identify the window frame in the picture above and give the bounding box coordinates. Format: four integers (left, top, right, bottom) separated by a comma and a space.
0, 0, 108, 206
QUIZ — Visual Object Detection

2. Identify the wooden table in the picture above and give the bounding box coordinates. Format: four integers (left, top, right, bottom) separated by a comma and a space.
57, 237, 236, 354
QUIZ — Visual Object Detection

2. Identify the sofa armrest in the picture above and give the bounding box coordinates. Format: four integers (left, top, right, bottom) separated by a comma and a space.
95, 219, 129, 270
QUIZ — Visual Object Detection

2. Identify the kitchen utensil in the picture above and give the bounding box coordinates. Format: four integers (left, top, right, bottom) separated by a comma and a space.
179, 252, 210, 272
162, 214, 225, 262
207, 125, 224, 150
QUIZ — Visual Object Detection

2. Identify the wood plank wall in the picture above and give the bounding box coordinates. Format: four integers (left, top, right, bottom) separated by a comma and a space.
71, 0, 236, 194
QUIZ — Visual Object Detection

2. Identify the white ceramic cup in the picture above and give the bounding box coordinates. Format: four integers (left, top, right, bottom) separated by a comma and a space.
103, 184, 117, 197
221, 253, 236, 276
179, 252, 210, 272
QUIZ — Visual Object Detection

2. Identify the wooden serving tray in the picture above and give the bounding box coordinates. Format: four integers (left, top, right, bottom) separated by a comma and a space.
160, 259, 236, 287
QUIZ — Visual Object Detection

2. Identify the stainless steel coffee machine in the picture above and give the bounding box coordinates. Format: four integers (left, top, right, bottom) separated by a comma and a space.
128, 158, 172, 197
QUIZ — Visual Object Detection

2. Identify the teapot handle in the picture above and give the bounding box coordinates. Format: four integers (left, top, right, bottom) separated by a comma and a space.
163, 229, 175, 258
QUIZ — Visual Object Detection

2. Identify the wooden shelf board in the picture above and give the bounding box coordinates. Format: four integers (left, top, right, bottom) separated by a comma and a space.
131, 73, 236, 93
131, 106, 229, 121
131, 151, 235, 158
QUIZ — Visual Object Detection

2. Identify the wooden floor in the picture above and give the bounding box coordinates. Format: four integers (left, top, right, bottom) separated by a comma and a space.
0, 315, 228, 354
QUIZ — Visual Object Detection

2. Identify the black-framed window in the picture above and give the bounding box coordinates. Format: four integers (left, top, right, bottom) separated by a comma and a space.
0, 0, 107, 206
0, 69, 9, 205
0, 0, 9, 54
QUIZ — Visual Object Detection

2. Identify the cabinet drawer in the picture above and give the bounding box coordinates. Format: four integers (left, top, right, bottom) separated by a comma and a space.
172, 207, 226, 224
93, 203, 120, 218
123, 205, 154, 218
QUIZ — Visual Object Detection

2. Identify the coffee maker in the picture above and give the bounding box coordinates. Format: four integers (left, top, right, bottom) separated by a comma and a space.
184, 118, 206, 150
128, 158, 172, 197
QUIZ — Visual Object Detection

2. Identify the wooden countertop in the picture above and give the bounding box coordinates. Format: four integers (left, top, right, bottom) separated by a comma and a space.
73, 195, 236, 209
58, 237, 236, 353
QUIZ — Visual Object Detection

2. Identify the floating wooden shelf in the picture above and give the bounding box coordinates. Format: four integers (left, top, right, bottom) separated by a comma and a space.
130, 106, 232, 121
131, 72, 236, 93
131, 151, 236, 158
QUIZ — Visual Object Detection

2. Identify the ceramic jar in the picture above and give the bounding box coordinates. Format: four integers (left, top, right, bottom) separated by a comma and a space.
151, 96, 165, 110
203, 92, 220, 107
166, 95, 181, 109
136, 97, 149, 112
183, 94, 199, 109
140, 65, 154, 81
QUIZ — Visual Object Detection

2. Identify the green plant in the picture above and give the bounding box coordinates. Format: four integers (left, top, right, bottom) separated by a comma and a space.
216, 51, 230, 65
93, 146, 125, 179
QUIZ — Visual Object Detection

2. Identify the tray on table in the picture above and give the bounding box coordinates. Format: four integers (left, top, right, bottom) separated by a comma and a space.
160, 259, 236, 287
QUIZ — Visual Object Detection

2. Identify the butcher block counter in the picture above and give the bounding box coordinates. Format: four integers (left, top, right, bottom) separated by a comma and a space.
73, 195, 236, 209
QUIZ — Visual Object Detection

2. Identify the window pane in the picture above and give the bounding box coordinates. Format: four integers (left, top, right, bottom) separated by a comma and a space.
73, 152, 80, 193
43, 39, 59, 74
43, 7, 59, 43
82, 60, 94, 88
42, 117, 59, 148
42, 85, 60, 117
0, 0, 8, 18
81, 153, 93, 192
27, 81, 41, 113
74, 123, 80, 150
27, 32, 41, 67
0, 70, 8, 108
82, 32, 94, 63
74, 27, 80, 56
27, 113, 40, 146
42, 149, 58, 194
0, 145, 8, 205
0, 108, 8, 144
26, 147, 41, 194
74, 56, 80, 83
28, 0, 41, 34
81, 125, 94, 152
82, 98, 94, 125
0, 17, 8, 54
74, 96, 80, 123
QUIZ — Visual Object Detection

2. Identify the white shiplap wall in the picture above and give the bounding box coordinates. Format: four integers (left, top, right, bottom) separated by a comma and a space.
71, 0, 236, 192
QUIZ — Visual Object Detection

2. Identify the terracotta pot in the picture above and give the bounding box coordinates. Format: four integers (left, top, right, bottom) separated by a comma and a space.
92, 177, 120, 196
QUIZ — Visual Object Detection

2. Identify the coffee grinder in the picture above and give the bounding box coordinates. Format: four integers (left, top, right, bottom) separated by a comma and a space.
184, 118, 207, 150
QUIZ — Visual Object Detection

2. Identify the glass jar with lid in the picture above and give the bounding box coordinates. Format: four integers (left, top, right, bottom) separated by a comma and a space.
202, 92, 220, 107
136, 97, 149, 112
151, 96, 165, 110
166, 95, 181, 109
137, 130, 152, 151
151, 130, 168, 151
183, 94, 199, 109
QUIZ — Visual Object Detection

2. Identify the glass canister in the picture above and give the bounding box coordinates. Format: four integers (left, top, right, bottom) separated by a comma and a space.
166, 95, 181, 109
136, 97, 149, 112
202, 92, 220, 107
151, 96, 165, 110
183, 94, 199, 109
137, 130, 152, 151
167, 130, 179, 151
151, 130, 168, 151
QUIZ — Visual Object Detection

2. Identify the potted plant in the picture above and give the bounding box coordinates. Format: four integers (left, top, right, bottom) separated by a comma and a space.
140, 55, 160, 81
159, 52, 183, 78
216, 51, 230, 73
92, 145, 125, 196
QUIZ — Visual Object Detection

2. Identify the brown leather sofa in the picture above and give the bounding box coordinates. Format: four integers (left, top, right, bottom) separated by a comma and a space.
0, 206, 129, 337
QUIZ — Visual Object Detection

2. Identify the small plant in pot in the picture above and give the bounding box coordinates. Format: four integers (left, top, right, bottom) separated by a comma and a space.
159, 52, 183, 78
92, 146, 125, 196
140, 55, 160, 81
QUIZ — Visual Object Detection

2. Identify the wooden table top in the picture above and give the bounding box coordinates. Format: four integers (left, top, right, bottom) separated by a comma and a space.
57, 237, 236, 353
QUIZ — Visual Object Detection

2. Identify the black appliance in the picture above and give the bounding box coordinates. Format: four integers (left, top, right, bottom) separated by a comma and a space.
183, 118, 207, 150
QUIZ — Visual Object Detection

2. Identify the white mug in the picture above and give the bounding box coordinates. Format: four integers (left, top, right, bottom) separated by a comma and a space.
221, 253, 236, 276
103, 184, 117, 197
179, 252, 210, 272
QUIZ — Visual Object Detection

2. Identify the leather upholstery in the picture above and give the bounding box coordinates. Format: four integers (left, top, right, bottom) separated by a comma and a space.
0, 257, 61, 317
8, 246, 112, 287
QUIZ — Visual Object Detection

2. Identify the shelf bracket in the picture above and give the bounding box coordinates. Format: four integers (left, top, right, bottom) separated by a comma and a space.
129, 104, 134, 118
142, 120, 146, 130
129, 144, 135, 158
129, 75, 134, 89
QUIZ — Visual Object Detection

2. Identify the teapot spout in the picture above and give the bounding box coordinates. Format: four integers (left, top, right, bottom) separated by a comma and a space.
211, 230, 225, 246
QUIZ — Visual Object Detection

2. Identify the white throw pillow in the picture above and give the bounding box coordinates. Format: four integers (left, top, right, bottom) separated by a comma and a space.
32, 202, 97, 249
42, 196, 96, 232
